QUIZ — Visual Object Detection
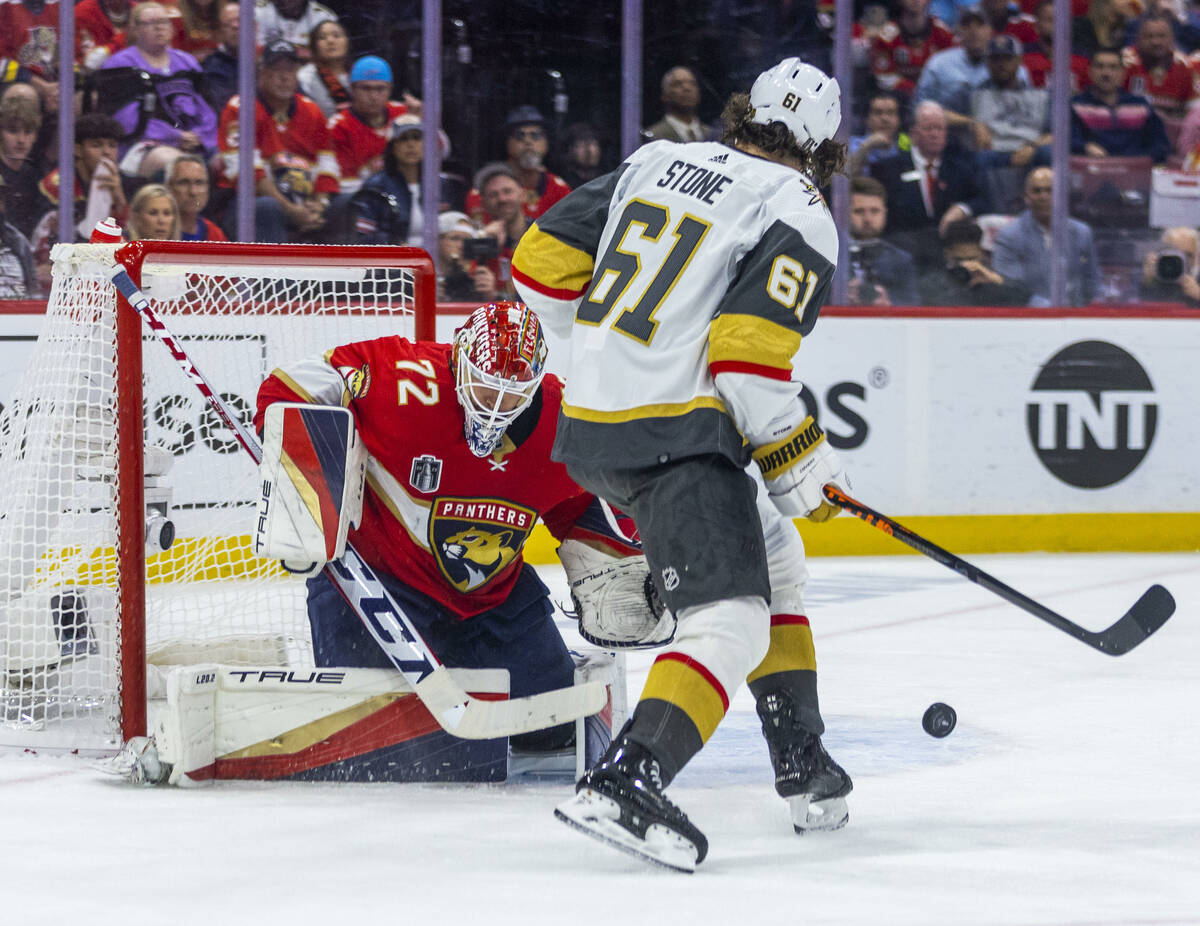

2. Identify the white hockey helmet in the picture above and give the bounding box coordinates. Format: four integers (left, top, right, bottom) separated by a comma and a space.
452, 302, 548, 457
748, 57, 841, 149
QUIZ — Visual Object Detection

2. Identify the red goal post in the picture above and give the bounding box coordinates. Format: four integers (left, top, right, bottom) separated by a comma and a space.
0, 241, 435, 753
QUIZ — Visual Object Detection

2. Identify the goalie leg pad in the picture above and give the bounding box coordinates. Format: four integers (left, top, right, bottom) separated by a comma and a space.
254, 403, 366, 572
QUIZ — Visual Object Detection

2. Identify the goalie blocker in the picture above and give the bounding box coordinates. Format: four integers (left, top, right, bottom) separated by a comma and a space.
255, 403, 366, 574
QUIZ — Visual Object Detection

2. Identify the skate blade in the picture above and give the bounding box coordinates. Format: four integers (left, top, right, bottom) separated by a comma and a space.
554, 788, 698, 873
789, 794, 849, 833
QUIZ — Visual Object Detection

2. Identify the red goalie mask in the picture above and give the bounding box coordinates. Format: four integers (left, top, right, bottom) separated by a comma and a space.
452, 302, 548, 457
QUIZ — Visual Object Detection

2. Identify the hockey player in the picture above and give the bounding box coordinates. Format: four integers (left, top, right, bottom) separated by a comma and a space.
253, 302, 671, 754
511, 58, 852, 870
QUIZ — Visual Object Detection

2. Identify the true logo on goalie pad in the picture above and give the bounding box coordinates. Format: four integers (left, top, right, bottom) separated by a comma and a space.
409, 454, 443, 493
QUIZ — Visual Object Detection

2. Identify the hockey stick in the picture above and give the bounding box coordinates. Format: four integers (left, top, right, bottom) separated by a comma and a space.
822, 485, 1175, 656
110, 255, 606, 738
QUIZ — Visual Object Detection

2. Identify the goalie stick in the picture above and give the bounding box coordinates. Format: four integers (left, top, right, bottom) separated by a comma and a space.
822, 485, 1175, 656
110, 247, 606, 738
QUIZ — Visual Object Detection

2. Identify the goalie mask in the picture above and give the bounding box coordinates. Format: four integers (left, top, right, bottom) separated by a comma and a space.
749, 57, 841, 149
452, 302, 547, 457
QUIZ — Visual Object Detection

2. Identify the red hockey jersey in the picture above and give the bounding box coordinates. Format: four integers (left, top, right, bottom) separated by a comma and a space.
870, 17, 956, 98
218, 92, 339, 193
256, 338, 603, 618
1122, 47, 1200, 121
327, 101, 410, 194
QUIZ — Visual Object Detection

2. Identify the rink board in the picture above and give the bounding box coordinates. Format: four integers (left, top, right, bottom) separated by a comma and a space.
2, 307, 1197, 555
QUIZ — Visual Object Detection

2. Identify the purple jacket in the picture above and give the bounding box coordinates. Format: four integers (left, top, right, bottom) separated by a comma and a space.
102, 47, 218, 156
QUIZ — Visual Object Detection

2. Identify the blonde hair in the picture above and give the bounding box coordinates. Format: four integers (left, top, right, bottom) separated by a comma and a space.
129, 183, 181, 240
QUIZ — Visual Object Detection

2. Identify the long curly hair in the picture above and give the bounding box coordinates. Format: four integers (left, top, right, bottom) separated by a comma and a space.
720, 92, 846, 187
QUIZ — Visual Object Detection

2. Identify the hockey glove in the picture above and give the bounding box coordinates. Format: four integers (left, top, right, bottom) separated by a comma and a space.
752, 415, 849, 522
557, 539, 676, 650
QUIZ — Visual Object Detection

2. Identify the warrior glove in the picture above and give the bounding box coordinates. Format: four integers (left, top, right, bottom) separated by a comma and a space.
752, 411, 848, 523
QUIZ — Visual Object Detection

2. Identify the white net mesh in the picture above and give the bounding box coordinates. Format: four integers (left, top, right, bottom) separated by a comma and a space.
0, 242, 425, 752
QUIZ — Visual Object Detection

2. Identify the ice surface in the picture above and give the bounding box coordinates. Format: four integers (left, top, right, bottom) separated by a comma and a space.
3, 552, 1197, 925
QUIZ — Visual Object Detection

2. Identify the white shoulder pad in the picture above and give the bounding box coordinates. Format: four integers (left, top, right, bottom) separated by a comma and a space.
254, 403, 366, 574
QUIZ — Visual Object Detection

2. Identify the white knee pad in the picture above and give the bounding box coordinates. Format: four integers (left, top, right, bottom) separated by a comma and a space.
672, 595, 771, 700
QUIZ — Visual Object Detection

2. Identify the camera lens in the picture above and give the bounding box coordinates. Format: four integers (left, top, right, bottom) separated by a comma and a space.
1155, 253, 1185, 283
948, 265, 971, 285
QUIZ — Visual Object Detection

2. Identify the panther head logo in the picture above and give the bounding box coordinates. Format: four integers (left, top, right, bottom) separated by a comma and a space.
440, 527, 518, 592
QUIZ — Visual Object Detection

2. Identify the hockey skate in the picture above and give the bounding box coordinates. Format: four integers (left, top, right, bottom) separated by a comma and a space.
757, 691, 853, 833
554, 735, 708, 873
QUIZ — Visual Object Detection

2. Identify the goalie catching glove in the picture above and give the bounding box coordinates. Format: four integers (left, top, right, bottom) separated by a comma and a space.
254, 403, 367, 574
751, 406, 849, 523
557, 538, 675, 650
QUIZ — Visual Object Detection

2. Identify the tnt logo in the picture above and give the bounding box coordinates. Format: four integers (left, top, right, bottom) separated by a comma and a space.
1026, 340, 1157, 488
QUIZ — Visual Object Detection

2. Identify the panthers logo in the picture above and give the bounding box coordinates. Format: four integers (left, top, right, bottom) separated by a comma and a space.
430, 497, 537, 593
440, 527, 518, 592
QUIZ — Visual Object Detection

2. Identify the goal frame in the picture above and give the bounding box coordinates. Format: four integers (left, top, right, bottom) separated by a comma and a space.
110, 240, 437, 743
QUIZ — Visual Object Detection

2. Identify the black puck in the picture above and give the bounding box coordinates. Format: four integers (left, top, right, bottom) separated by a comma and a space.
922, 702, 957, 738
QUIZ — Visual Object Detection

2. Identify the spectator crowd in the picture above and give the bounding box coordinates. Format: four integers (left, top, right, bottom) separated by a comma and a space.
1, 0, 1198, 307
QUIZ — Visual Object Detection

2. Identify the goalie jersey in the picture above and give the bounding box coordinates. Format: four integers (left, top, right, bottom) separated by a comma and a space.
512, 138, 838, 467
256, 338, 632, 619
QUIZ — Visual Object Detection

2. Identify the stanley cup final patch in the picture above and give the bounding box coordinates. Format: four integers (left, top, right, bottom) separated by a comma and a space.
409, 454, 443, 493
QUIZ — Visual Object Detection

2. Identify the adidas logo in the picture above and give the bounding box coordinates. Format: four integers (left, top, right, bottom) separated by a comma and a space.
708, 152, 728, 164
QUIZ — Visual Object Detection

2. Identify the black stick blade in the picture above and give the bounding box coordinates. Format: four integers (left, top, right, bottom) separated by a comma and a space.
1095, 585, 1176, 656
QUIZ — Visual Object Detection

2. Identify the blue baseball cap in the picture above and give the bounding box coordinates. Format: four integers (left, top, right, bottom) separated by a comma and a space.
350, 55, 393, 84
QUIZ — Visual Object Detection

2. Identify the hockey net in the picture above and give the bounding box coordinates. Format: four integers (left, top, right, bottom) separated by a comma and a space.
0, 241, 435, 752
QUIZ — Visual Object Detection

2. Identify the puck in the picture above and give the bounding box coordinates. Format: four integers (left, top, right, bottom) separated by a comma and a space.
922, 702, 957, 738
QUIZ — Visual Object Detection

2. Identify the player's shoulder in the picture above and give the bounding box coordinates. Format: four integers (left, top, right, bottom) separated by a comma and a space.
756, 168, 838, 266
400, 337, 453, 369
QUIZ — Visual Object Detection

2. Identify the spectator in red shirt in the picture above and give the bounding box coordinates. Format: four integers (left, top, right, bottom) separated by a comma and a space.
465, 106, 572, 225
982, 0, 1038, 44
328, 55, 417, 195
169, 0, 223, 63
167, 153, 227, 241
1022, 0, 1090, 91
871, 0, 957, 101
0, 0, 62, 117
1122, 12, 1200, 119
218, 39, 339, 242
75, 0, 132, 72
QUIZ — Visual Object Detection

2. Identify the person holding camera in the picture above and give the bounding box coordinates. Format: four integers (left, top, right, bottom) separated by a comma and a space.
848, 177, 918, 306
1139, 226, 1200, 307
472, 162, 531, 297
436, 211, 500, 303
919, 217, 1031, 306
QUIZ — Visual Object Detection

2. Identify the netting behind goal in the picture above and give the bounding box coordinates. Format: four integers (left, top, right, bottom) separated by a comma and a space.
0, 241, 435, 752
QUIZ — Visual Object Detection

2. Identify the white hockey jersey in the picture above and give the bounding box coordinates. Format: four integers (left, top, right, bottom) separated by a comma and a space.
512, 139, 838, 470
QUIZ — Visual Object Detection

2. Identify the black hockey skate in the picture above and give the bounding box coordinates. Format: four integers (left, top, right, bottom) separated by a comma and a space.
554, 735, 708, 873
756, 691, 853, 833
